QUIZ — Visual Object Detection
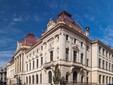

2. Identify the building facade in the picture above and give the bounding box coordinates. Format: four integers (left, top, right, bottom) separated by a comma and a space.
6, 11, 113, 85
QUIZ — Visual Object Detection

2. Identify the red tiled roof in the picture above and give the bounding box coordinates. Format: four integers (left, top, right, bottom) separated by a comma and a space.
21, 33, 39, 46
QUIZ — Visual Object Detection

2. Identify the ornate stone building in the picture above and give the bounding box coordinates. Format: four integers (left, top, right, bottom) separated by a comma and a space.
6, 11, 113, 85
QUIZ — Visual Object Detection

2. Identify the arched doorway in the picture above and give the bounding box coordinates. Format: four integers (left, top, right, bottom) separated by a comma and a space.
73, 71, 77, 83
81, 75, 84, 83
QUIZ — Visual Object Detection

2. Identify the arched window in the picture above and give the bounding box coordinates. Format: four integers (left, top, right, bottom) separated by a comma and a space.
36, 74, 38, 84
26, 77, 28, 84
103, 76, 105, 83
29, 76, 31, 84
32, 75, 34, 84
48, 71, 52, 83
99, 75, 101, 83
73, 71, 77, 83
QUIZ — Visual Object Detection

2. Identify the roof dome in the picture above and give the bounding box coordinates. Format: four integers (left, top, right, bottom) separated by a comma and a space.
57, 11, 82, 32
21, 33, 39, 46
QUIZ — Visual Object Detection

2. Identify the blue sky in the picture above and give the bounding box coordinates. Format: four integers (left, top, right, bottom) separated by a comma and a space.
0, 0, 113, 67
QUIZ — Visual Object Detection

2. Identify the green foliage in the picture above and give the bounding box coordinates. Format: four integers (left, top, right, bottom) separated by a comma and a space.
53, 64, 61, 85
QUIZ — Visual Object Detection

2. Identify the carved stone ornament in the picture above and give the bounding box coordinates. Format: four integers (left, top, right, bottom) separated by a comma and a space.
72, 45, 79, 51
47, 18, 56, 31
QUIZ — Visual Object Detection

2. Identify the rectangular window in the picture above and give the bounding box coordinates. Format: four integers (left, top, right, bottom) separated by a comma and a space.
27, 63, 28, 71
102, 60, 104, 69
66, 35, 69, 40
50, 51, 53, 61
106, 62, 108, 70
99, 58, 101, 68
73, 50, 77, 62
81, 53, 83, 64
99, 46, 101, 53
66, 48, 69, 61
81, 42, 83, 47
33, 60, 35, 69
106, 51, 108, 57
109, 63, 111, 71
37, 59, 38, 68
29, 62, 31, 70
109, 53, 111, 59
74, 38, 76, 43
41, 57, 43, 65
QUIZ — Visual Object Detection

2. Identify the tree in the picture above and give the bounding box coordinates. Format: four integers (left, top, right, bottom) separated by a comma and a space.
53, 64, 61, 85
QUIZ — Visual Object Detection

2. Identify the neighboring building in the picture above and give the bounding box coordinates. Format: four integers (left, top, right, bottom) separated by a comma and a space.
0, 67, 6, 85
6, 11, 113, 85
92, 40, 113, 84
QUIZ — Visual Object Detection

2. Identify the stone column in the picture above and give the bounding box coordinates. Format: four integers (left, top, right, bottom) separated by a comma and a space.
84, 70, 87, 83
77, 72, 80, 83
69, 72, 73, 83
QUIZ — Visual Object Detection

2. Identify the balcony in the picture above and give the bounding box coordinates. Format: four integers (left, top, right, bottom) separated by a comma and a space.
60, 60, 83, 68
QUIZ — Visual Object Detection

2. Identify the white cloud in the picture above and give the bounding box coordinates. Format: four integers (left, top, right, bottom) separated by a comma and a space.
0, 50, 14, 58
92, 25, 113, 48
13, 16, 23, 22
0, 59, 8, 67
0, 50, 14, 67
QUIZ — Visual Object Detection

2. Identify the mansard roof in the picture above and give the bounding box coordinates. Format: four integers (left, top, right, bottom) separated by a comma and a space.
21, 33, 39, 46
